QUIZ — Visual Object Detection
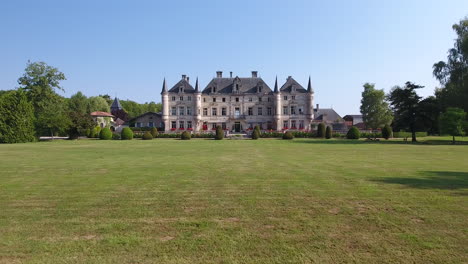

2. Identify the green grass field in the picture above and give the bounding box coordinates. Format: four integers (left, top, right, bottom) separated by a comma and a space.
0, 138, 467, 263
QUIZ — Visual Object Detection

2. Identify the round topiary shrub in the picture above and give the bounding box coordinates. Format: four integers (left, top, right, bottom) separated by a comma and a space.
317, 123, 326, 138
325, 126, 332, 139
99, 127, 112, 140
121, 127, 134, 140
112, 133, 121, 140
382, 124, 393, 140
282, 131, 294, 140
142, 131, 153, 140
252, 129, 260, 140
346, 126, 360, 139
85, 128, 91, 138
181, 131, 191, 140
215, 125, 224, 140
150, 127, 159, 138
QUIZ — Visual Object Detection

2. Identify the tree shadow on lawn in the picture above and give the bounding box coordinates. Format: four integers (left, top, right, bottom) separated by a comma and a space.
371, 171, 468, 191
292, 139, 468, 145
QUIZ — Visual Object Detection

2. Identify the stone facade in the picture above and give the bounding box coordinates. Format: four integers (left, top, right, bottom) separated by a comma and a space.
161, 71, 315, 133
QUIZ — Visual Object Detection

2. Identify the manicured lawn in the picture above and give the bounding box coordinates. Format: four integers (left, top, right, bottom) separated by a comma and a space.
0, 138, 467, 263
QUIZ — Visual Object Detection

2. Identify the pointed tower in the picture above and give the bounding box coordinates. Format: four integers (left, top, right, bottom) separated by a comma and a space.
161, 78, 170, 132
307, 76, 315, 127
274, 76, 282, 131
110, 97, 122, 112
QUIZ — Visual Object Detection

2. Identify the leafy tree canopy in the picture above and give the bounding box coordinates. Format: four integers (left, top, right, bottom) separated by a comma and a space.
360, 83, 393, 129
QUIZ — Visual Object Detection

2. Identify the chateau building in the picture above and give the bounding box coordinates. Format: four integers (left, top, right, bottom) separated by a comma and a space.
161, 71, 315, 133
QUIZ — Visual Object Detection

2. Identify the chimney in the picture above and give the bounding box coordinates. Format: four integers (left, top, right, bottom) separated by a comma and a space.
316, 104, 319, 111
216, 71, 222, 78
230, 71, 233, 78
251, 71, 258, 78
182, 74, 186, 80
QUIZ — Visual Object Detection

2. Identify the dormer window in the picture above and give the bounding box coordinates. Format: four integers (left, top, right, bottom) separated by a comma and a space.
291, 85, 296, 92
212, 87, 217, 93
235, 84, 239, 92
179, 86, 184, 93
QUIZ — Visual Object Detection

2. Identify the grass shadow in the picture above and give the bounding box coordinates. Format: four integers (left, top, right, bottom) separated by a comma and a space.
371, 171, 468, 190
292, 138, 468, 145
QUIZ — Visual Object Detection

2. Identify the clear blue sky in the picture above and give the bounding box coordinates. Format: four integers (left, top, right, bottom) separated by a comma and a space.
1, 0, 467, 115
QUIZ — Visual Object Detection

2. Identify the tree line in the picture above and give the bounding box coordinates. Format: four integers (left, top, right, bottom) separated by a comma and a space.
0, 61, 161, 143
359, 17, 468, 143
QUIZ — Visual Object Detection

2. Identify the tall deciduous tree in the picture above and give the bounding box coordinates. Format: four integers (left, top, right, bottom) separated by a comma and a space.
433, 18, 468, 113
387, 82, 423, 142
69, 91, 89, 114
87, 96, 110, 113
0, 90, 36, 143
439, 107, 466, 144
360, 83, 393, 130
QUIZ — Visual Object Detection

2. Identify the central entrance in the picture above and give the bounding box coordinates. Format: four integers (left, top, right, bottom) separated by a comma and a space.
234, 122, 241, 132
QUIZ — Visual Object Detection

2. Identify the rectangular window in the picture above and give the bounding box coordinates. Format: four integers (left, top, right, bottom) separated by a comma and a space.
267, 107, 272, 115
292, 95, 296, 100
248, 107, 253, 116
171, 107, 176, 116
291, 120, 296, 128
222, 98, 226, 102
268, 97, 271, 102
171, 121, 176, 129
136, 122, 141, 128
187, 107, 192, 115
221, 108, 226, 116
203, 108, 208, 116
203, 98, 206, 102
299, 107, 303, 115
291, 106, 296, 115
249, 97, 252, 102
180, 96, 183, 101
235, 107, 240, 117
236, 97, 239, 102
259, 97, 262, 102
179, 121, 184, 129
212, 108, 217, 116
222, 123, 226, 130
148, 122, 154, 127
213, 98, 216, 102
284, 96, 288, 100
283, 121, 288, 129
212, 123, 217, 129
179, 106, 185, 116
299, 120, 304, 129
172, 96, 176, 101
258, 107, 262, 116
187, 121, 192, 129
188, 96, 192, 101
283, 106, 288, 115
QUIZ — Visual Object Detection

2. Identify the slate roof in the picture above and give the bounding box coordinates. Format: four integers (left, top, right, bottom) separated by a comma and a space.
127, 112, 162, 124
314, 108, 343, 123
110, 97, 122, 110
168, 79, 196, 94
202, 76, 272, 94
280, 76, 308, 93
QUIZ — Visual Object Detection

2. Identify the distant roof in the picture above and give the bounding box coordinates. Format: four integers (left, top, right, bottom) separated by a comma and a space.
168, 79, 195, 94
280, 76, 307, 93
114, 118, 125, 126
314, 108, 343, 123
127, 112, 162, 123
343, 114, 362, 119
90, 111, 114, 117
111, 97, 122, 110
201, 76, 272, 94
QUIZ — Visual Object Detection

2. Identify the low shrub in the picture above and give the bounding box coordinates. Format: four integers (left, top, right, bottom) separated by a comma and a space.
282, 131, 294, 140
121, 127, 134, 140
215, 126, 224, 140
99, 127, 112, 140
382, 124, 393, 140
150, 127, 159, 138
346, 126, 360, 139
325, 126, 332, 139
142, 131, 153, 140
181, 131, 191, 140
112, 133, 121, 140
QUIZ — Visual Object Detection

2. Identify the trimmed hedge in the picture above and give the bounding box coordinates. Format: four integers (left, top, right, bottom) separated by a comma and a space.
142, 131, 153, 140
325, 126, 332, 139
181, 131, 191, 140
112, 133, 121, 140
215, 126, 224, 140
99, 127, 113, 140
317, 123, 326, 138
252, 129, 260, 140
346, 126, 360, 139
282, 131, 294, 140
382, 124, 393, 140
121, 127, 134, 140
